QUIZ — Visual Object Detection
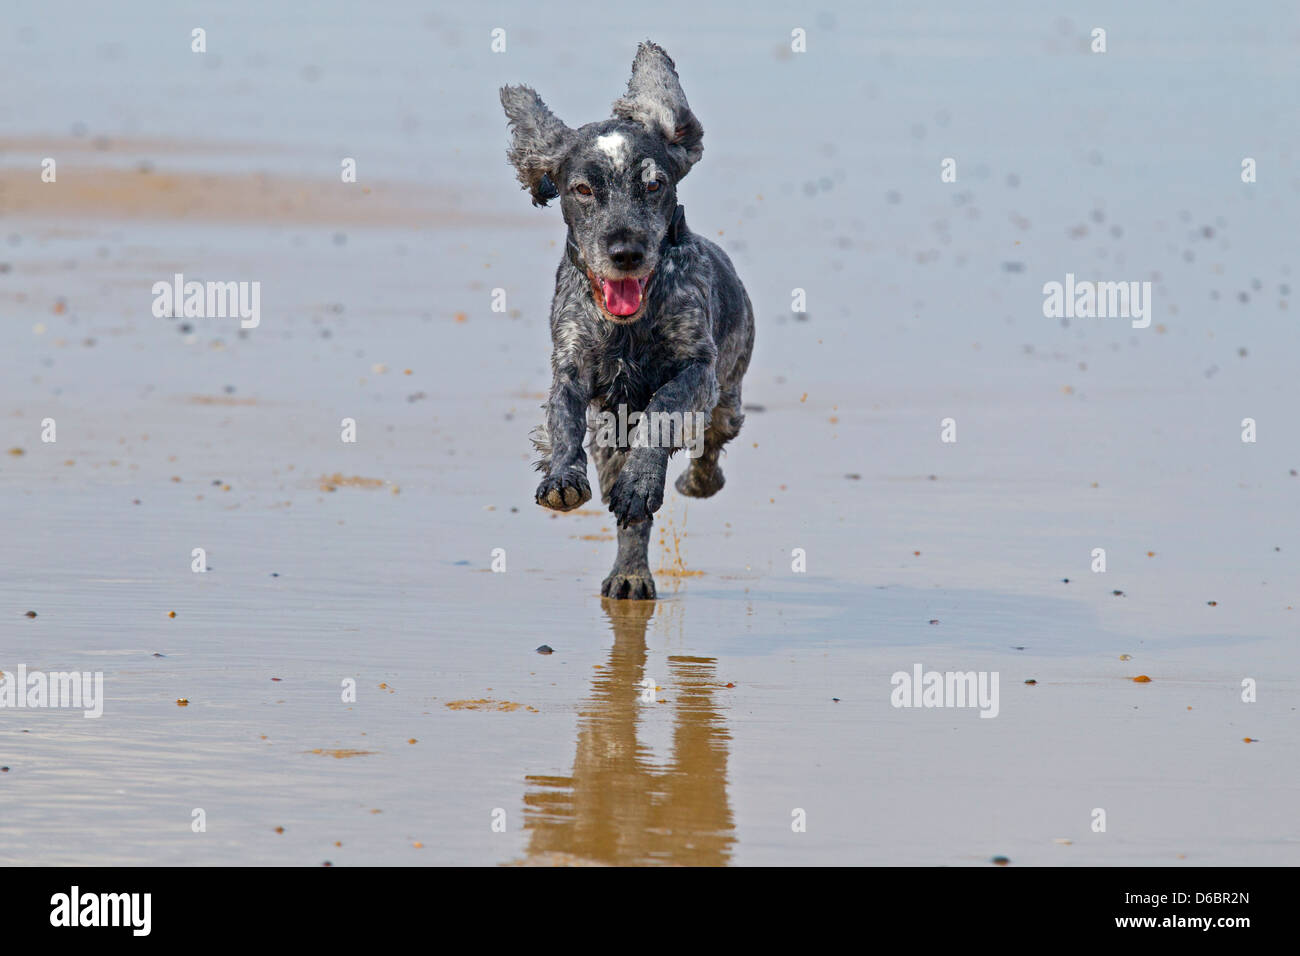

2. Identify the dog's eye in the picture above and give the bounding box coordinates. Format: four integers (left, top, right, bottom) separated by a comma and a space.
574, 184, 593, 196
646, 180, 661, 192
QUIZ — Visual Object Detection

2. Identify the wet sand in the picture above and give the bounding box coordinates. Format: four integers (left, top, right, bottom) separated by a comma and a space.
1, 0, 1298, 866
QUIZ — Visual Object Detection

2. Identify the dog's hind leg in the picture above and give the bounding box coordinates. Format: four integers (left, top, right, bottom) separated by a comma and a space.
675, 389, 743, 499
601, 519, 656, 599
593, 440, 656, 599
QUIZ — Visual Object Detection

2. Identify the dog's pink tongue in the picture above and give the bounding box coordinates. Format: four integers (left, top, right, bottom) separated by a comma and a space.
602, 277, 643, 316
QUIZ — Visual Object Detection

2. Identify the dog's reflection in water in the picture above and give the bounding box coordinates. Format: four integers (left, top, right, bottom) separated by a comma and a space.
522, 597, 734, 866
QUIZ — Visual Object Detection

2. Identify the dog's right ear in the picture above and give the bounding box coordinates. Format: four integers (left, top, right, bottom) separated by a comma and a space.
500, 85, 572, 207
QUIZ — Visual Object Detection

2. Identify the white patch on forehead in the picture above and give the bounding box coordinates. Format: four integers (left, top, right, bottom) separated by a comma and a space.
594, 132, 630, 171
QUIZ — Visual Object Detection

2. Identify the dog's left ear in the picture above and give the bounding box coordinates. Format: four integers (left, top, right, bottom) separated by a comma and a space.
611, 41, 703, 181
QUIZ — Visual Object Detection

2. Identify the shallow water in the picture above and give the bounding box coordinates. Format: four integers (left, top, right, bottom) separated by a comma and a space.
1, 0, 1297, 865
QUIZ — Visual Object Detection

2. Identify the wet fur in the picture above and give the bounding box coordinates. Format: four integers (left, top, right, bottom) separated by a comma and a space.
502, 42, 754, 599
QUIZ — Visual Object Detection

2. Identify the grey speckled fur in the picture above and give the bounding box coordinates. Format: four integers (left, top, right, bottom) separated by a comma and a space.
501, 42, 754, 599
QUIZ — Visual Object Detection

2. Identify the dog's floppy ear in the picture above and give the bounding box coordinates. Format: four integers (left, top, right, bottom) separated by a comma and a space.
611, 41, 703, 181
500, 85, 572, 207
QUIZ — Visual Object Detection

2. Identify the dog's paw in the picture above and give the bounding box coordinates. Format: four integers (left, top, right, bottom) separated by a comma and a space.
601, 569, 657, 600
535, 468, 591, 512
608, 460, 665, 527
675, 463, 725, 498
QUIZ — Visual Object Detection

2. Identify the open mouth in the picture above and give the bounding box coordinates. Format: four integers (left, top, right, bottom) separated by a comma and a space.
587, 272, 651, 322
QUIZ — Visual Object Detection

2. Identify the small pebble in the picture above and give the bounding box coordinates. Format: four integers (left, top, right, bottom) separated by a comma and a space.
991, 856, 1010, 866
536, 645, 554, 655
24, 611, 36, 618
1132, 675, 1152, 683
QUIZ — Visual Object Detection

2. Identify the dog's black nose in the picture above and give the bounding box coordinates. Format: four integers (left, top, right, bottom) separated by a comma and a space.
607, 241, 646, 271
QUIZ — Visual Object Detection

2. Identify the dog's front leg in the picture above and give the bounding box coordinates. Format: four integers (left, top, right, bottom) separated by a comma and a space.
536, 363, 594, 511
608, 359, 719, 527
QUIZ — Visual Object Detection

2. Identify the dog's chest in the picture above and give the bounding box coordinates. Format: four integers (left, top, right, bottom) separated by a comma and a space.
591, 334, 675, 411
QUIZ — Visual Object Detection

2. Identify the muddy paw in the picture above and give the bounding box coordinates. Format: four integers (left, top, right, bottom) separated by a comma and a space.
601, 570, 657, 600
535, 468, 591, 512
608, 461, 665, 527
675, 464, 725, 498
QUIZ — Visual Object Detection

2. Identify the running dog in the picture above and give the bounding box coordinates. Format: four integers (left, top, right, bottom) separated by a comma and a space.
500, 42, 754, 599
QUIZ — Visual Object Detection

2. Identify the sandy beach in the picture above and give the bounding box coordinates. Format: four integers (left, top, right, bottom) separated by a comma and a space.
1, 0, 1297, 866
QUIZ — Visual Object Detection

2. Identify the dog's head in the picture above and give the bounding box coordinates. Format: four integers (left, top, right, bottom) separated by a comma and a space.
501, 42, 703, 323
